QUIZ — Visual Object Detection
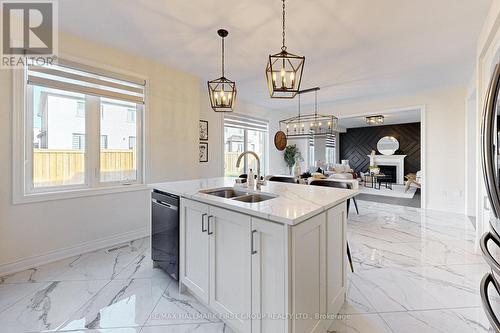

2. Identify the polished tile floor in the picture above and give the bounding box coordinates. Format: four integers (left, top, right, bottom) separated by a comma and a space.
0, 200, 493, 332
331, 200, 493, 333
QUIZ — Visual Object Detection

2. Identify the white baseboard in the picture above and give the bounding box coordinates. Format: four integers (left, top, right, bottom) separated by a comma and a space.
0, 227, 149, 277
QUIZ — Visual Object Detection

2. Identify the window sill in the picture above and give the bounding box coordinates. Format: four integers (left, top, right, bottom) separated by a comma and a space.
13, 184, 149, 205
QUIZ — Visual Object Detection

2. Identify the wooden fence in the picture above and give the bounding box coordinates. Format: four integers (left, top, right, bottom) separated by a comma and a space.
224, 151, 260, 177
33, 149, 136, 187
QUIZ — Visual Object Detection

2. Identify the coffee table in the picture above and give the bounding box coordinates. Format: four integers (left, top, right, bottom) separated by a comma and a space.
364, 173, 386, 188
375, 175, 393, 190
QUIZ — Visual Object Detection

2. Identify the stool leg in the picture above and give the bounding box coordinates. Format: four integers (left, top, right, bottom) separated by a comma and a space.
347, 242, 354, 273
353, 197, 359, 215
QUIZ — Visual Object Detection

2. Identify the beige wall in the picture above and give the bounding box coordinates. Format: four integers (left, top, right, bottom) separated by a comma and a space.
0, 32, 201, 269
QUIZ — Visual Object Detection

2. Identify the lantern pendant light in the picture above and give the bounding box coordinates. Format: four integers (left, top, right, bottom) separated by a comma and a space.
208, 29, 237, 112
265, 0, 305, 99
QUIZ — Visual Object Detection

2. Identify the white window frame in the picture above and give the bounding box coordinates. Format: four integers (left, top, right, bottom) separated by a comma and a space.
223, 115, 269, 176
12, 60, 147, 204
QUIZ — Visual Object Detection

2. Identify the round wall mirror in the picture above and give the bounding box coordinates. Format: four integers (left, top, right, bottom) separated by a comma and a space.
377, 136, 399, 155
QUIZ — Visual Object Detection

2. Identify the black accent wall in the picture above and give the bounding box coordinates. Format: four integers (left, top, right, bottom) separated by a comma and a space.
339, 122, 420, 175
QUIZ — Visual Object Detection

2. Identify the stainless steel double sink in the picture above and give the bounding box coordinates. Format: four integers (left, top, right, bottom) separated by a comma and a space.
199, 187, 277, 203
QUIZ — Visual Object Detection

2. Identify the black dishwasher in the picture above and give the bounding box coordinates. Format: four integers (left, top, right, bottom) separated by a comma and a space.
151, 190, 179, 280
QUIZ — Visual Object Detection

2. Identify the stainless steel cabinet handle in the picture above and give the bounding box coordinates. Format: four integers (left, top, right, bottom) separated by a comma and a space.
481, 231, 500, 276
207, 215, 214, 235
152, 199, 178, 211
201, 213, 208, 233
251, 230, 258, 255
480, 273, 500, 333
481, 63, 500, 219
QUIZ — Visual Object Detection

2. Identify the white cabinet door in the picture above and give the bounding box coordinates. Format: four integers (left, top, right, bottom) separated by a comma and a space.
180, 199, 210, 303
326, 202, 347, 315
209, 206, 252, 333
251, 218, 287, 333
291, 213, 327, 333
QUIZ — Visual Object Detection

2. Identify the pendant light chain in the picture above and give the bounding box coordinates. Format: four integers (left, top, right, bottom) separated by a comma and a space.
298, 93, 301, 117
221, 36, 225, 77
282, 0, 286, 51
315, 89, 318, 116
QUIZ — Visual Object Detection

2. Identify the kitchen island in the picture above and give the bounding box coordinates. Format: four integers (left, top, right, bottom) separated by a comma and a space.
150, 177, 358, 333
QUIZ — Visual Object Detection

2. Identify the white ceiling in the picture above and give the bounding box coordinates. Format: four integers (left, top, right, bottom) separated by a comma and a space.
58, 0, 491, 114
339, 109, 421, 129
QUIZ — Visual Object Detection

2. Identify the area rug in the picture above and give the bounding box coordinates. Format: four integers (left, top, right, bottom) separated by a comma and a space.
360, 184, 417, 199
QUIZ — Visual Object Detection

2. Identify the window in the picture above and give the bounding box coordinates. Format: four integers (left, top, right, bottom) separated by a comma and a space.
129, 136, 136, 150
100, 135, 108, 149
127, 108, 136, 123
309, 133, 315, 167
325, 133, 336, 167
31, 88, 87, 188
72, 133, 85, 150
100, 99, 138, 182
18, 60, 146, 199
76, 101, 85, 117
224, 114, 268, 177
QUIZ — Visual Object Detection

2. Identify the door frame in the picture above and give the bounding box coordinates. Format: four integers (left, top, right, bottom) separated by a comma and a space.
337, 105, 427, 209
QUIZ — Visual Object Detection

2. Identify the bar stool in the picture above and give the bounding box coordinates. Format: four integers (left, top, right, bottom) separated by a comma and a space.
309, 179, 358, 273
268, 176, 298, 184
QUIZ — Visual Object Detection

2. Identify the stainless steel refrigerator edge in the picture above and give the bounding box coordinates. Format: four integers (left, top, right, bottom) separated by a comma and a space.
480, 63, 500, 332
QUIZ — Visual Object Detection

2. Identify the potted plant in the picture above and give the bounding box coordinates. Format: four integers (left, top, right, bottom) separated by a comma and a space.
283, 144, 303, 175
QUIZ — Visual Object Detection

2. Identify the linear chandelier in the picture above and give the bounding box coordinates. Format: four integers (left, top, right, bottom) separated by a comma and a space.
265, 0, 305, 99
279, 87, 338, 138
208, 29, 236, 112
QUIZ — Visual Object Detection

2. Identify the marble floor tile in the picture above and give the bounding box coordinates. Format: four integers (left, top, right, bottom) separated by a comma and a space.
60, 275, 171, 330
56, 328, 140, 333
146, 281, 220, 326
405, 238, 484, 266
0, 282, 46, 313
0, 256, 81, 285
328, 313, 393, 333
140, 322, 235, 332
349, 233, 426, 270
115, 251, 168, 281
339, 279, 377, 315
405, 264, 488, 309
380, 307, 494, 333
0, 280, 108, 333
56, 239, 148, 281
350, 267, 442, 312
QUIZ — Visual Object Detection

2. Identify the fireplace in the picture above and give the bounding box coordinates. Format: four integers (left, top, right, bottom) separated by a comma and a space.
368, 154, 406, 184
378, 165, 397, 183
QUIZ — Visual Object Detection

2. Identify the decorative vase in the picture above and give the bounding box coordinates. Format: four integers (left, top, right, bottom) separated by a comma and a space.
293, 158, 302, 177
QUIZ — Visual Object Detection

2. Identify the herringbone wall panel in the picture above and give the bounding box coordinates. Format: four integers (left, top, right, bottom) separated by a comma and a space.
339, 122, 421, 175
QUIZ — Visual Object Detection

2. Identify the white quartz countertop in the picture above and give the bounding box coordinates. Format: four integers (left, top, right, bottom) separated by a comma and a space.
149, 177, 359, 225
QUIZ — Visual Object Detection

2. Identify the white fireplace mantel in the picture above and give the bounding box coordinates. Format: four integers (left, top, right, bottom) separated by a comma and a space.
367, 154, 406, 184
